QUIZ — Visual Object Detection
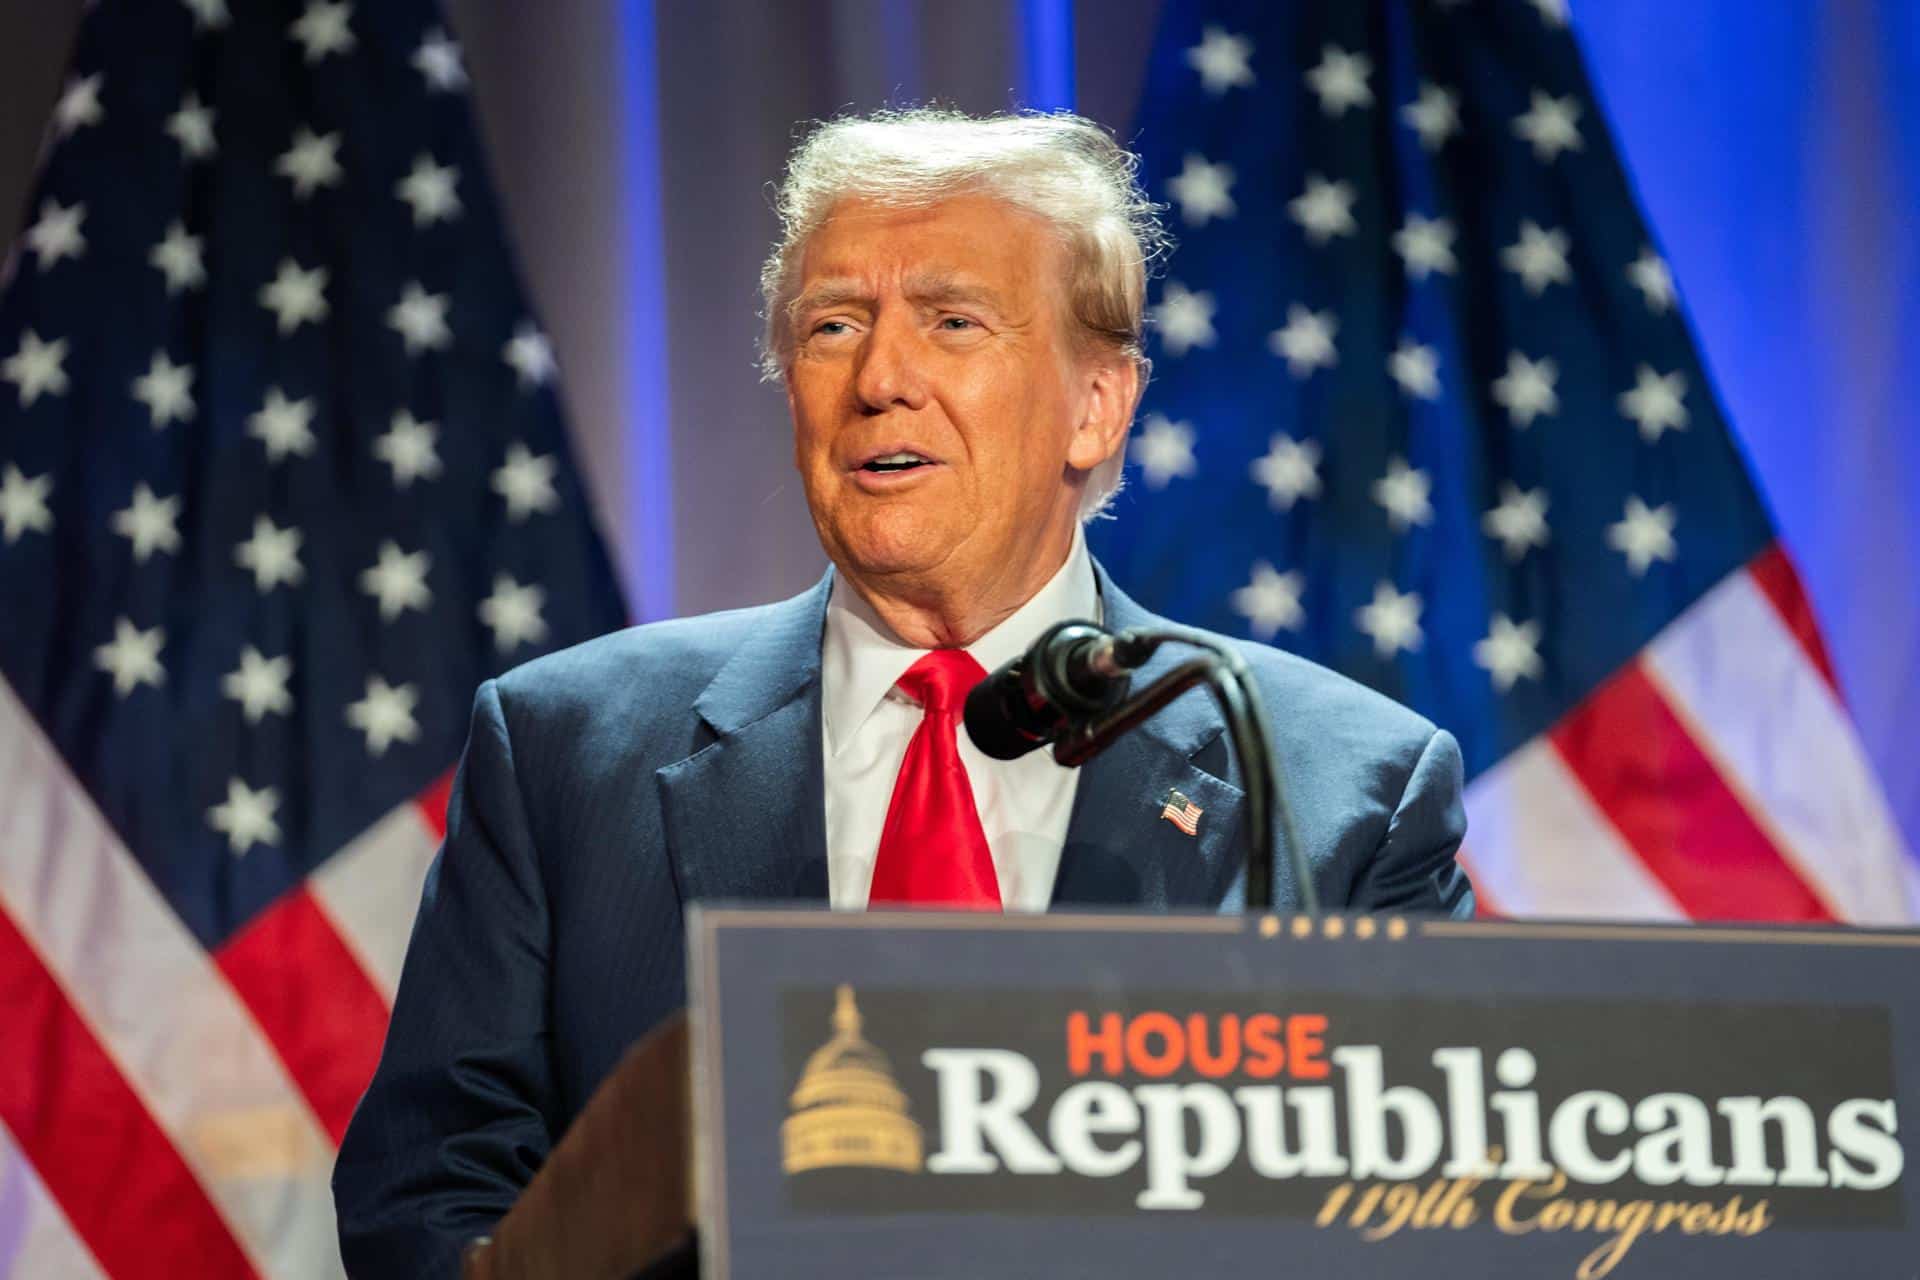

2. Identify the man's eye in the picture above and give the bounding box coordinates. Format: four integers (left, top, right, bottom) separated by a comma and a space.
813, 320, 850, 336
939, 316, 974, 331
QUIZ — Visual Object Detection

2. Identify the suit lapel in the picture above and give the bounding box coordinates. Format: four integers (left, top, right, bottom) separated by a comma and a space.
655, 563, 1261, 911
657, 575, 832, 905
1052, 569, 1247, 910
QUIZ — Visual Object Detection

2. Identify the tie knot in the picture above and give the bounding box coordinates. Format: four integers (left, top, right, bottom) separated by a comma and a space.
896, 648, 986, 716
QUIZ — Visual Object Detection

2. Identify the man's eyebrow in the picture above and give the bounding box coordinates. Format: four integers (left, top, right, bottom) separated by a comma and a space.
788, 280, 871, 316
901, 274, 1004, 309
787, 274, 1007, 318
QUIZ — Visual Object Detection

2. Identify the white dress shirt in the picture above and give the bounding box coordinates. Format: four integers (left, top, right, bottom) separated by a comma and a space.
821, 533, 1099, 911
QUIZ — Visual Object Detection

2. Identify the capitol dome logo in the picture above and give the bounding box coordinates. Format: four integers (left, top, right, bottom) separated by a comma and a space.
782, 985, 924, 1175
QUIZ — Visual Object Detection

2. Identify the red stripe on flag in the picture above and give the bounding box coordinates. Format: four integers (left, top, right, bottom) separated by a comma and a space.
415, 768, 453, 840
0, 902, 257, 1279
216, 886, 390, 1144
1548, 660, 1836, 922
1747, 544, 1841, 696
1453, 846, 1504, 919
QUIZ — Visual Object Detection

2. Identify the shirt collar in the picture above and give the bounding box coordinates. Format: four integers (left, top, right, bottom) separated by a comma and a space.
821, 529, 1099, 756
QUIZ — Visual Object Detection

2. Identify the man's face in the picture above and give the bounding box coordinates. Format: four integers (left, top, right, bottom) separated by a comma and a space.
785, 194, 1126, 603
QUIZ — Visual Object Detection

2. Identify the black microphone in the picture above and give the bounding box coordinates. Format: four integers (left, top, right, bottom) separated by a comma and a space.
963, 621, 1160, 761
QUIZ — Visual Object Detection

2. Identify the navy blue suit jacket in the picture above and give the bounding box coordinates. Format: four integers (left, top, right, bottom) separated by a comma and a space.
332, 567, 1472, 1276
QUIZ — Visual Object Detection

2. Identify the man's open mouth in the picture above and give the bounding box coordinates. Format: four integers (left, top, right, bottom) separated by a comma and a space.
859, 451, 935, 474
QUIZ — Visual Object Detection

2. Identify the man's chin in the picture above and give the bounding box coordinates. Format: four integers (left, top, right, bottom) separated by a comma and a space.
835, 543, 950, 584
826, 522, 966, 590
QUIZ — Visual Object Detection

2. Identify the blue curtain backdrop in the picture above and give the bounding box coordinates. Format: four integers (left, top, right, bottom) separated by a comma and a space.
1574, 2, 1920, 857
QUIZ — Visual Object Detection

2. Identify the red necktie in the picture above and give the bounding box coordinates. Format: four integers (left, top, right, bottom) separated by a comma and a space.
867, 649, 1002, 910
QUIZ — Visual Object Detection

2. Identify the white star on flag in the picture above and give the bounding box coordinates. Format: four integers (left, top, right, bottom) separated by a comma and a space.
1392, 213, 1457, 279
276, 127, 344, 199
359, 541, 433, 621
1502, 220, 1573, 295
1401, 82, 1460, 151
1512, 91, 1584, 162
346, 676, 421, 756
1608, 496, 1679, 575
1628, 247, 1677, 313
1372, 455, 1434, 530
131, 351, 196, 429
149, 221, 206, 294
1356, 582, 1424, 658
1251, 434, 1322, 510
2, 331, 70, 406
1231, 561, 1305, 639
290, 1, 356, 63
1168, 153, 1236, 225
247, 387, 318, 463
388, 282, 453, 355
1151, 282, 1216, 356
53, 74, 104, 138
1491, 352, 1560, 427
479, 574, 550, 652
111, 484, 182, 563
413, 28, 470, 92
1388, 338, 1442, 401
259, 258, 329, 333
1186, 25, 1254, 95
182, 0, 231, 31
374, 410, 444, 487
1305, 45, 1372, 116
1474, 614, 1545, 692
1289, 174, 1358, 245
25, 199, 87, 271
1129, 414, 1198, 489
502, 323, 557, 389
1619, 365, 1689, 441
222, 647, 294, 724
1268, 305, 1338, 377
234, 516, 305, 591
1483, 483, 1551, 561
94, 617, 166, 696
396, 154, 462, 226
0, 465, 53, 543
207, 778, 281, 856
493, 443, 561, 521
166, 92, 217, 160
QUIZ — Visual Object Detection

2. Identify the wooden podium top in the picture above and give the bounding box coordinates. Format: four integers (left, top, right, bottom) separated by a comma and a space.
464, 1015, 693, 1280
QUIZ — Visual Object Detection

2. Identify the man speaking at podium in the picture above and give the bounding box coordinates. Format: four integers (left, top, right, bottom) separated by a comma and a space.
335, 109, 1474, 1275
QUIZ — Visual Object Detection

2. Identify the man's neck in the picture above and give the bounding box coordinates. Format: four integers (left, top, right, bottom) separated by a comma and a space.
846, 527, 1078, 649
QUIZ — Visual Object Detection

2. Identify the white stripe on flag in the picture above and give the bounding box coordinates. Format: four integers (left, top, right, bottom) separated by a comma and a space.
0, 680, 345, 1278
0, 1124, 107, 1280
1464, 737, 1688, 919
1645, 567, 1920, 924
310, 800, 439, 1002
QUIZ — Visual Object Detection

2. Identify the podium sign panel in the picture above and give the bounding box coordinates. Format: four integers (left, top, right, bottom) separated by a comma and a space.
687, 909, 1919, 1279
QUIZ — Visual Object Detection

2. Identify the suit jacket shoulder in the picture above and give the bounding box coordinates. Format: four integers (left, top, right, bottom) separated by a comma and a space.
491, 593, 791, 735
1096, 574, 1470, 915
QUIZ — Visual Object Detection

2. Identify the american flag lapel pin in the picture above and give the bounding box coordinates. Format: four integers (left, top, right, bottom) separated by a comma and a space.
1160, 788, 1203, 837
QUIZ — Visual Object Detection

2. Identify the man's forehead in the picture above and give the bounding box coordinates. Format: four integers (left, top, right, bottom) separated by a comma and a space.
797, 193, 1057, 291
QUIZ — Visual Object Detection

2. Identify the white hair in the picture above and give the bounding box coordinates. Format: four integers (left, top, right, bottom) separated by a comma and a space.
760, 107, 1169, 519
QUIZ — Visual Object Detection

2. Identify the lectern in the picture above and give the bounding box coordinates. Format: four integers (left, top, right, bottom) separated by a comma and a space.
467, 908, 1919, 1280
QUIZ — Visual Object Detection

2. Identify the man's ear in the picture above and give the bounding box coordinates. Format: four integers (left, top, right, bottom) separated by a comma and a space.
1066, 353, 1142, 473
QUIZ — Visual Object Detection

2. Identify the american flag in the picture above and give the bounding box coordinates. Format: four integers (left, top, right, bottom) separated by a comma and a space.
1093, 0, 1920, 923
1160, 788, 1204, 837
0, 2, 625, 1275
